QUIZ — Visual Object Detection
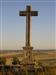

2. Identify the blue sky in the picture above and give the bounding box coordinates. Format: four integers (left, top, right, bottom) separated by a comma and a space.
0, 0, 56, 50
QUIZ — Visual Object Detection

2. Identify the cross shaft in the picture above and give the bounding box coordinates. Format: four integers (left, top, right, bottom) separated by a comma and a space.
19, 5, 38, 47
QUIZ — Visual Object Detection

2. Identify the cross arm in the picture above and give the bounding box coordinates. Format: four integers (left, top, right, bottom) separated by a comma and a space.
19, 11, 27, 16
31, 11, 38, 16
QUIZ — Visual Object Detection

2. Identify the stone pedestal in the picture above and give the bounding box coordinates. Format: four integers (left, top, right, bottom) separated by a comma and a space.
22, 46, 35, 75
23, 46, 33, 63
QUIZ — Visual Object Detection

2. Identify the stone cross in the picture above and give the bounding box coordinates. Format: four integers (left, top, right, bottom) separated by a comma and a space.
19, 5, 38, 47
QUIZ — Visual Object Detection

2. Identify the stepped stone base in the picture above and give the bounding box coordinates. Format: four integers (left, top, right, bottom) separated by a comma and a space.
22, 46, 35, 70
